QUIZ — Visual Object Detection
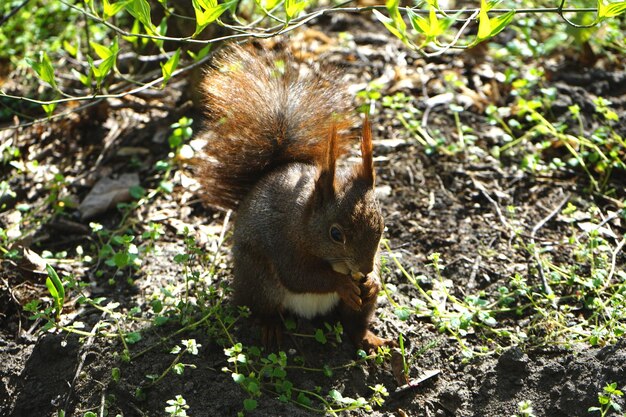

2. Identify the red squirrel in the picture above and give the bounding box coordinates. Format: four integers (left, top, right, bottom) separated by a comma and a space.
198, 44, 393, 352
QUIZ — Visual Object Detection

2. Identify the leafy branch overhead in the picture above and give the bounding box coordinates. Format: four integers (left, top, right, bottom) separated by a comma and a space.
2, 0, 626, 123
374, 0, 626, 52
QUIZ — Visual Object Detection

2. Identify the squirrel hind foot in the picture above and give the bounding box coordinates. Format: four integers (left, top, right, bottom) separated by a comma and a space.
359, 330, 397, 355
261, 321, 284, 350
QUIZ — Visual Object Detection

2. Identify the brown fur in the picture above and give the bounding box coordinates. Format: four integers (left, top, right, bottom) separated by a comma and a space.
198, 44, 355, 210
199, 44, 394, 352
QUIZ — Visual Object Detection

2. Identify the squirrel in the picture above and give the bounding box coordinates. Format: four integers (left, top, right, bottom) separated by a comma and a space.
198, 44, 393, 353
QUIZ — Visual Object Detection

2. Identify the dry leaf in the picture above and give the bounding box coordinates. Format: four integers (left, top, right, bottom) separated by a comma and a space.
78, 173, 140, 220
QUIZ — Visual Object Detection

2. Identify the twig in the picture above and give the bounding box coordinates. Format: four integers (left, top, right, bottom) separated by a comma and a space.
0, 2, 606, 130
423, 9, 479, 57
607, 235, 626, 284
530, 193, 571, 298
467, 254, 482, 290
63, 313, 106, 413
478, 187, 512, 233
207, 209, 232, 279
556, 0, 599, 28
99, 389, 106, 417
0, 0, 30, 26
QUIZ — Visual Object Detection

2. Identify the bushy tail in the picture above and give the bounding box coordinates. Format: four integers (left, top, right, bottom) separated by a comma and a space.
198, 44, 355, 210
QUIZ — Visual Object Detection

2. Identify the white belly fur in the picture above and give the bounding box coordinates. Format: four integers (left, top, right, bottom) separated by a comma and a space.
283, 291, 340, 319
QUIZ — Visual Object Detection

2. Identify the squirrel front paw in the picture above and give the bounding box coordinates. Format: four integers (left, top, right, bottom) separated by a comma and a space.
337, 277, 362, 311
359, 276, 380, 306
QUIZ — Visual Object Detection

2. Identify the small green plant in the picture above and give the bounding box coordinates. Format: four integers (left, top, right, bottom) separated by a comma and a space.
165, 395, 189, 417
384, 200, 626, 357
381, 92, 440, 151
147, 339, 201, 385
589, 382, 624, 417
168, 117, 194, 155
222, 336, 390, 415
44, 264, 65, 322
355, 81, 383, 114
491, 67, 625, 192
512, 399, 537, 417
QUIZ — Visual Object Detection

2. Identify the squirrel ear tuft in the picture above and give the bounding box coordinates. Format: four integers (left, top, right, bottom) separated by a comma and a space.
314, 123, 338, 204
358, 116, 375, 187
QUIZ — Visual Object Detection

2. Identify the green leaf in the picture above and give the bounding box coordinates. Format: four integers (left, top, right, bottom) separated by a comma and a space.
112, 367, 121, 382
160, 180, 173, 193
373, 10, 406, 42
90, 39, 119, 89
601, 1, 626, 18
394, 306, 411, 321
46, 264, 65, 303
161, 48, 181, 87
296, 392, 312, 407
90, 42, 113, 61
470, 0, 513, 46
314, 328, 327, 344
63, 40, 78, 58
196, 0, 216, 9
187, 44, 212, 62
125, 0, 157, 35
243, 398, 257, 411
71, 68, 90, 87
112, 252, 130, 268
373, 0, 408, 43
192, 0, 236, 36
129, 185, 146, 199
476, 0, 491, 42
488, 9, 515, 38
124, 331, 142, 344
26, 52, 57, 90
45, 277, 59, 301
285, 0, 308, 21
153, 16, 168, 49
42, 102, 57, 117
407, 9, 429, 34
386, 0, 405, 33
103, 0, 129, 19
45, 264, 65, 318
256, 0, 280, 10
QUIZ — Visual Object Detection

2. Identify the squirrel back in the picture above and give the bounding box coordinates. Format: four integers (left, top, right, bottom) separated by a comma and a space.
198, 44, 356, 210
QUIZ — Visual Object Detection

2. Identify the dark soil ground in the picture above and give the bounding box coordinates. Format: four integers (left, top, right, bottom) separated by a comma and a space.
1, 12, 626, 417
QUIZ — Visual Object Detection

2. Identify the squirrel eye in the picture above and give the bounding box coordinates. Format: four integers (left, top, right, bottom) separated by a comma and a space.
329, 225, 344, 244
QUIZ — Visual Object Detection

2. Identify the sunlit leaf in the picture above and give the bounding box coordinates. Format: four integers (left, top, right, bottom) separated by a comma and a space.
187, 44, 212, 61
63, 40, 78, 58
285, 0, 308, 20
407, 9, 429, 34
125, 0, 157, 35
103, 0, 129, 19
192, 0, 236, 36
373, 10, 406, 41
42, 102, 57, 117
386, 0, 406, 34
477, 0, 491, 41
26, 51, 57, 90
90, 41, 113, 60
488, 9, 515, 38
599, 0, 626, 18
256, 0, 280, 10
45, 264, 65, 318
161, 48, 181, 87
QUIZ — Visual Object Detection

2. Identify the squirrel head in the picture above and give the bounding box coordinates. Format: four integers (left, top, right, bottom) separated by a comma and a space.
305, 118, 384, 277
